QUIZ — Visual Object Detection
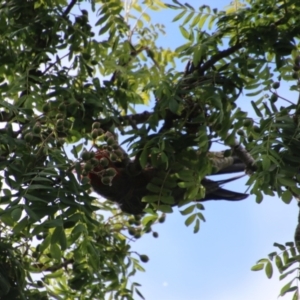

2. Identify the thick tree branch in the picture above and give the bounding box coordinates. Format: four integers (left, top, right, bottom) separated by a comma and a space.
231, 140, 256, 174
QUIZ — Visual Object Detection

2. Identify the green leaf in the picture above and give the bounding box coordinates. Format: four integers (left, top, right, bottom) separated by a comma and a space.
190, 14, 201, 27
13, 216, 28, 234
44, 269, 64, 279
11, 207, 22, 222
42, 219, 63, 228
160, 195, 175, 204
184, 213, 196, 227
72, 224, 87, 236
192, 47, 202, 66
198, 14, 209, 28
176, 170, 195, 181
142, 195, 159, 203
39, 235, 51, 253
51, 226, 67, 250
279, 268, 298, 281
282, 190, 293, 204
179, 26, 189, 39
196, 203, 205, 210
177, 181, 195, 188
71, 143, 83, 159
50, 243, 62, 261
99, 21, 113, 35
95, 14, 111, 26
261, 155, 270, 171
27, 184, 52, 190
196, 212, 205, 222
280, 279, 297, 296
24, 205, 39, 222
184, 2, 194, 10
209, 95, 222, 109
180, 205, 195, 215
274, 243, 286, 251
268, 251, 277, 260
245, 89, 263, 96
135, 287, 145, 300
292, 290, 299, 300
208, 14, 217, 29
251, 100, 263, 117
193, 219, 200, 233
176, 170, 195, 182
251, 263, 264, 271
286, 241, 295, 247
156, 205, 173, 213
139, 147, 149, 169
277, 177, 296, 188
142, 215, 158, 226
283, 250, 289, 264
182, 11, 194, 26
275, 255, 283, 271
186, 186, 199, 200
146, 183, 170, 194
172, 10, 187, 22
265, 261, 273, 278
25, 193, 48, 203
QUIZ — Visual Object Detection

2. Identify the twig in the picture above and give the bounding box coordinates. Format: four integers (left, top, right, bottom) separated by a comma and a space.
62, 0, 77, 18
198, 43, 242, 76
34, 258, 74, 272
269, 88, 295, 105
42, 52, 70, 76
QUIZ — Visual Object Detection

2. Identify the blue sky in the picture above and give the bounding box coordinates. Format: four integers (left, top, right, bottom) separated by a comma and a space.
77, 1, 299, 299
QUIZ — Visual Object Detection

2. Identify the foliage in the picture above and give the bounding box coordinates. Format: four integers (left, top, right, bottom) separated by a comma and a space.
252, 241, 300, 300
1, 0, 300, 298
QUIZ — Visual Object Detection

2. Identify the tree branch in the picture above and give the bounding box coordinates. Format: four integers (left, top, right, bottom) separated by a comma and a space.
198, 43, 242, 76
62, 0, 77, 18
231, 140, 256, 174
96, 111, 154, 131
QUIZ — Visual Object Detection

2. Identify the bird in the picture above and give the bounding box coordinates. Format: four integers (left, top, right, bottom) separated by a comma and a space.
87, 148, 248, 215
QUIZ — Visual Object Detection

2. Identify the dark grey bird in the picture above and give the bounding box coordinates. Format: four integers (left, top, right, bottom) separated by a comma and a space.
88, 150, 248, 214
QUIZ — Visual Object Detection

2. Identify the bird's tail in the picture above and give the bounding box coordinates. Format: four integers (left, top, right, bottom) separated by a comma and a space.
200, 187, 248, 201
199, 175, 248, 202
